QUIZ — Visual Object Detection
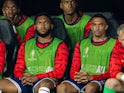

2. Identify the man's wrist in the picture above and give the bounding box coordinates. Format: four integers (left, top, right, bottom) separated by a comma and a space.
121, 74, 124, 82
89, 75, 92, 81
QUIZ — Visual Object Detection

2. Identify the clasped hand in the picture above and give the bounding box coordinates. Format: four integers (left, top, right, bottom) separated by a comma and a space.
74, 71, 92, 84
19, 73, 38, 86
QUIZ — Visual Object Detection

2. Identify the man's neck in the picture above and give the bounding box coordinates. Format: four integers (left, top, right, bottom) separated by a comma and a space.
37, 35, 53, 43
64, 13, 78, 24
93, 36, 107, 42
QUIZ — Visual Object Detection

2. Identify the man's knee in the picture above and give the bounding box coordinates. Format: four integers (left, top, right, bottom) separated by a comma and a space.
56, 82, 78, 93
105, 78, 120, 89
38, 79, 54, 88
0, 79, 18, 92
0, 79, 11, 89
34, 79, 55, 93
85, 82, 100, 92
57, 83, 67, 91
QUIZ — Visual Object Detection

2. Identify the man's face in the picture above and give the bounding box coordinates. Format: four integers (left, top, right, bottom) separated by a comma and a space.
118, 31, 124, 46
60, 0, 77, 15
2, 0, 19, 20
35, 16, 53, 37
90, 17, 108, 37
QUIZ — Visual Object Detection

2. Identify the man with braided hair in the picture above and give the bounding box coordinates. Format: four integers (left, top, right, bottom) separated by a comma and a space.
0, 0, 36, 78
1, 0, 35, 44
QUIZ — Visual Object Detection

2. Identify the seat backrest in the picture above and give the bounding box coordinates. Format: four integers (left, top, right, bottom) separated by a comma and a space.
51, 17, 71, 50
86, 12, 119, 39
52, 17, 72, 81
0, 19, 19, 77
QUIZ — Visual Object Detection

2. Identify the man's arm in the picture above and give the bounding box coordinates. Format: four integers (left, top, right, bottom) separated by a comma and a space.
0, 41, 6, 73
84, 20, 92, 38
109, 40, 123, 78
70, 42, 81, 79
36, 42, 69, 79
25, 25, 35, 40
14, 43, 26, 78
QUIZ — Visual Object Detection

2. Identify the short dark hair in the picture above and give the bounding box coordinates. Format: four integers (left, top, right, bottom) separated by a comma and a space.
91, 14, 108, 25
60, 0, 79, 3
2, 0, 21, 9
34, 12, 52, 24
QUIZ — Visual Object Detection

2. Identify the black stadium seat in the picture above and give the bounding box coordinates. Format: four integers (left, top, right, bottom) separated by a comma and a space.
0, 19, 20, 77
51, 17, 71, 51
51, 17, 72, 81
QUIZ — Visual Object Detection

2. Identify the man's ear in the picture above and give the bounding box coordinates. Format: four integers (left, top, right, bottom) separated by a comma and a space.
105, 25, 109, 30
17, 8, 20, 14
60, 3, 63, 9
2, 8, 5, 14
90, 24, 93, 30
51, 24, 54, 30
34, 25, 36, 30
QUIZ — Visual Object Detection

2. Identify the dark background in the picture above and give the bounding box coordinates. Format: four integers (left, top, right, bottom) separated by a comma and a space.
0, 0, 124, 23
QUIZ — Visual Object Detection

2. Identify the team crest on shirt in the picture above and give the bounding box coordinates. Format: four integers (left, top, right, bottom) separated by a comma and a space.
83, 47, 89, 58
28, 50, 37, 61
